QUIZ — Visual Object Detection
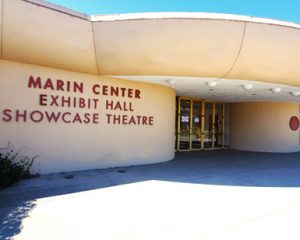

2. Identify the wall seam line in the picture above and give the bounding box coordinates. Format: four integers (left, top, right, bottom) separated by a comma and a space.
0, 0, 4, 59
91, 21, 101, 75
221, 22, 247, 79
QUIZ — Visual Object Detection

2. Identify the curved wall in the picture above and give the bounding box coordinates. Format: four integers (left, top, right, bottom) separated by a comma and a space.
231, 102, 300, 152
1, 0, 300, 88
227, 23, 300, 86
2, 0, 98, 74
0, 60, 176, 174
92, 19, 245, 77
0, 0, 299, 175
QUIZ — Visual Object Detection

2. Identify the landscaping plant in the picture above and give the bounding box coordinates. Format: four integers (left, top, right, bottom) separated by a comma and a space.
0, 142, 37, 188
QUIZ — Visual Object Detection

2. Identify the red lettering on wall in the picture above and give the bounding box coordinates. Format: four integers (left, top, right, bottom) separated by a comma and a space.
72, 113, 82, 123
16, 110, 27, 122
136, 116, 142, 125
93, 113, 99, 124
56, 80, 64, 91
120, 88, 126, 97
28, 76, 42, 89
149, 116, 154, 126
45, 112, 61, 123
1, 109, 102, 125
79, 98, 86, 108
30, 111, 44, 123
28, 76, 84, 93
115, 101, 122, 110
44, 78, 55, 90
3, 75, 153, 126
2, 109, 12, 122
38, 94, 100, 109
113, 114, 121, 124
128, 116, 136, 125
105, 100, 134, 111
62, 96, 71, 107
135, 90, 141, 99
92, 84, 100, 95
73, 82, 83, 93
106, 114, 112, 124
128, 89, 133, 98
122, 115, 128, 125
62, 112, 72, 123
106, 100, 114, 110
93, 99, 99, 109
91, 84, 141, 99
50, 95, 59, 106
105, 114, 154, 126
102, 85, 108, 95
142, 116, 148, 125
83, 113, 91, 124
39, 94, 47, 106
111, 86, 119, 97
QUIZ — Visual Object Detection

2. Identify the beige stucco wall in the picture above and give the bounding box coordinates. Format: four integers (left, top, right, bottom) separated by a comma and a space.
2, 0, 98, 74
0, 0, 299, 88
231, 102, 300, 152
0, 60, 176, 174
91, 18, 300, 87
0, 0, 2, 59
228, 23, 300, 85
92, 19, 245, 77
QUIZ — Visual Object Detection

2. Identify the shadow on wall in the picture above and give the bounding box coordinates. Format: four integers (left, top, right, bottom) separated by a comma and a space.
1, 149, 300, 238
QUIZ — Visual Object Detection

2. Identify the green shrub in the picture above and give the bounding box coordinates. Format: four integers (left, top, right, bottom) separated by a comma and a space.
0, 143, 38, 189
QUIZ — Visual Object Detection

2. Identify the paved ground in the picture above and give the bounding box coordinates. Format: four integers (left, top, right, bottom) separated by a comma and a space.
1, 150, 300, 239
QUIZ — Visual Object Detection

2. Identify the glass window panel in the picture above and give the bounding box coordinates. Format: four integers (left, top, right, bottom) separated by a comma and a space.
204, 102, 213, 149
192, 101, 202, 149
179, 99, 191, 150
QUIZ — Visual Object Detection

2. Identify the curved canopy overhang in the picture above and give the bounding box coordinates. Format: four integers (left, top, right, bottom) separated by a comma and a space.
1, 0, 300, 102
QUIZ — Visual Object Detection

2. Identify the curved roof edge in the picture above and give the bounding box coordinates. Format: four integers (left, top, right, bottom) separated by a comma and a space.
91, 12, 300, 29
21, 0, 90, 20
23, 0, 300, 30
3, 0, 299, 90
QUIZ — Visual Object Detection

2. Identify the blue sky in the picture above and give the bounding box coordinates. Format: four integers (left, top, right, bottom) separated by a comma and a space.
46, 0, 300, 23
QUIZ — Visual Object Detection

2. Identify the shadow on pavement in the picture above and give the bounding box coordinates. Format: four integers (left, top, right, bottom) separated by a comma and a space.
1, 149, 300, 239
0, 201, 35, 240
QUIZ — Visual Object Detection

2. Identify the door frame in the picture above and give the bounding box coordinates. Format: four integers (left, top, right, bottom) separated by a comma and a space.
176, 97, 225, 151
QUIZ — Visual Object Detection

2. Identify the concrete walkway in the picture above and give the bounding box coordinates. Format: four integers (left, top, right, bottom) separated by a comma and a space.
1, 150, 300, 239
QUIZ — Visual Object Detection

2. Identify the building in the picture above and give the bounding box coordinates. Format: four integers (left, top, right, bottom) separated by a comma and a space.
0, 0, 300, 174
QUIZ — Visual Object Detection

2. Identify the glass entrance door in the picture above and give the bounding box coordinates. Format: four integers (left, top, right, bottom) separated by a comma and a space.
177, 99, 191, 150
215, 103, 225, 149
176, 97, 226, 151
204, 102, 214, 149
191, 100, 202, 150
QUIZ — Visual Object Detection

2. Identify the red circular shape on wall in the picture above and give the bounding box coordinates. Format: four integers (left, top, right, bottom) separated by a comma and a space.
290, 116, 300, 131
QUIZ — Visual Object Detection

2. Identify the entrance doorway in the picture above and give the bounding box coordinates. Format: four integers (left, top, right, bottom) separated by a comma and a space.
176, 97, 226, 151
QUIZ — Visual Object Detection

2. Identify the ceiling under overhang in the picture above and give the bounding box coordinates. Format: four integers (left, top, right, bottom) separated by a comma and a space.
114, 75, 300, 103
